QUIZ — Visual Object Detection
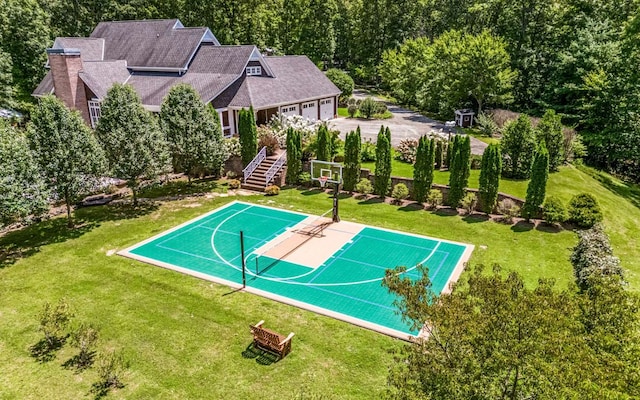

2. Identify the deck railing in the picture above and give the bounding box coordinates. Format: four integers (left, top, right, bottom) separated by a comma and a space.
265, 150, 287, 186
242, 146, 267, 183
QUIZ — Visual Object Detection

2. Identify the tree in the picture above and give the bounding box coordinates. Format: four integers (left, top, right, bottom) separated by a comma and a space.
159, 84, 225, 181
343, 128, 361, 191
374, 127, 391, 196
501, 115, 537, 179
325, 68, 354, 102
536, 109, 564, 171
296, 0, 336, 66
0, 47, 14, 109
413, 136, 434, 203
359, 97, 378, 119
285, 128, 302, 184
238, 107, 257, 167
37, 298, 73, 348
383, 264, 640, 399
435, 140, 443, 169
478, 143, 501, 213
522, 143, 549, 220
0, 120, 48, 227
447, 135, 470, 207
571, 224, 623, 291
316, 123, 331, 161
69, 323, 99, 369
95, 84, 168, 206
28, 96, 105, 227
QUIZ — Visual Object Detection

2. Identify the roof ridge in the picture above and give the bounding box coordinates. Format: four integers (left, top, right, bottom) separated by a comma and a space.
97, 18, 179, 24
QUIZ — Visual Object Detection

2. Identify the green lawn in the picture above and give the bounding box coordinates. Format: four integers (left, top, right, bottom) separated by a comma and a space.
1, 163, 639, 398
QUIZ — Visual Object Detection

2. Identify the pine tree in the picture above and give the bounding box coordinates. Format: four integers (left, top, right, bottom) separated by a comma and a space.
435, 140, 443, 170
343, 128, 362, 192
238, 107, 257, 167
536, 109, 564, 172
478, 143, 502, 213
160, 84, 225, 181
286, 128, 302, 184
95, 84, 168, 207
374, 128, 392, 197
29, 95, 105, 226
316, 123, 331, 161
523, 143, 550, 220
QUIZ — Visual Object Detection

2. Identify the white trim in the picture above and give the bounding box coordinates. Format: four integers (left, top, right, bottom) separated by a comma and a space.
88, 100, 101, 129
248, 48, 275, 78
246, 66, 262, 76
216, 108, 232, 138
144, 105, 161, 112
128, 66, 187, 73
229, 94, 340, 113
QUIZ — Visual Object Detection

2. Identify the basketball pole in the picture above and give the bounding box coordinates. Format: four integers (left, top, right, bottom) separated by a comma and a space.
240, 231, 246, 288
332, 182, 340, 223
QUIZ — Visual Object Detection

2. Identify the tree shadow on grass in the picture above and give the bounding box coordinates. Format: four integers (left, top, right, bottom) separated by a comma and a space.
433, 208, 459, 217
583, 168, 640, 210
29, 337, 66, 363
90, 380, 124, 400
241, 343, 279, 365
358, 196, 385, 205
462, 213, 490, 224
300, 188, 323, 196
62, 351, 97, 373
0, 203, 158, 269
535, 222, 563, 234
398, 203, 424, 212
511, 220, 534, 233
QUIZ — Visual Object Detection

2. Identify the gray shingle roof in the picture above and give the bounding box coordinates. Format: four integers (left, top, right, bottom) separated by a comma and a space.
126, 44, 254, 106
52, 38, 104, 61
32, 71, 54, 97
90, 19, 209, 70
220, 56, 341, 109
79, 61, 130, 99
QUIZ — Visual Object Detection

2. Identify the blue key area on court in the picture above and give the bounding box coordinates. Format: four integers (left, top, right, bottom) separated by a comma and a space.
128, 201, 468, 336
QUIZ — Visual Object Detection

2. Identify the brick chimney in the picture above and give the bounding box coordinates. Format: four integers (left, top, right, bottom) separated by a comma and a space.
46, 48, 91, 125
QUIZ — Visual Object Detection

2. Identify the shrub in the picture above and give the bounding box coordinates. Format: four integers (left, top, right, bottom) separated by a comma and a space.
395, 138, 419, 163
391, 183, 409, 203
228, 179, 241, 189
92, 350, 128, 397
568, 193, 603, 228
427, 189, 443, 209
571, 224, 623, 291
475, 112, 499, 136
223, 137, 241, 159
298, 172, 312, 186
325, 69, 354, 102
38, 298, 73, 347
361, 139, 376, 161
460, 192, 477, 214
374, 102, 388, 115
265, 185, 280, 196
542, 196, 566, 225
497, 198, 520, 223
69, 323, 99, 369
359, 97, 378, 119
355, 178, 373, 196
470, 154, 483, 169
257, 130, 280, 156
347, 104, 358, 118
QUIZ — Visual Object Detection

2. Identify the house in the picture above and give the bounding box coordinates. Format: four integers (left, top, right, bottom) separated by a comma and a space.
32, 19, 341, 136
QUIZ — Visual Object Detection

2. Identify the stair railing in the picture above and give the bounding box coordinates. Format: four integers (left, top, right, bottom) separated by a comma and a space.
265, 150, 287, 186
242, 146, 267, 183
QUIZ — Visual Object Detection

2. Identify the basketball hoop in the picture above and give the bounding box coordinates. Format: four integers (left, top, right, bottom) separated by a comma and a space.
318, 176, 328, 188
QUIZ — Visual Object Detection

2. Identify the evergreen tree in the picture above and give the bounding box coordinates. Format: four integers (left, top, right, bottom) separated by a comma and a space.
447, 135, 470, 207
343, 128, 361, 192
523, 143, 550, 220
413, 136, 435, 203
285, 128, 302, 184
501, 115, 537, 179
0, 120, 48, 227
95, 84, 168, 207
478, 143, 502, 213
238, 107, 257, 167
445, 137, 453, 169
28, 96, 105, 227
316, 124, 332, 161
435, 139, 443, 170
536, 109, 564, 171
0, 47, 14, 109
374, 128, 392, 196
160, 84, 225, 181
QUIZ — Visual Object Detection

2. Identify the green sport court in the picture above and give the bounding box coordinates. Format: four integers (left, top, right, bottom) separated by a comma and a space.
120, 201, 474, 339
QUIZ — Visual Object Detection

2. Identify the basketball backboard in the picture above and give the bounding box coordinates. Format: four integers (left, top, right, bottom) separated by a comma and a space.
310, 160, 343, 184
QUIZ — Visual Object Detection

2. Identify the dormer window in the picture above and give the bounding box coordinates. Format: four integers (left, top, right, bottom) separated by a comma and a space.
246, 66, 262, 76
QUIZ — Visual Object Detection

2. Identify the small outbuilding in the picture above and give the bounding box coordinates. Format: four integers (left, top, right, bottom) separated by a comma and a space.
455, 109, 475, 128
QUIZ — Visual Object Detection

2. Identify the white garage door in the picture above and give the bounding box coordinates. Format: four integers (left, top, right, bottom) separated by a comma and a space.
280, 104, 299, 117
319, 98, 334, 120
301, 101, 317, 121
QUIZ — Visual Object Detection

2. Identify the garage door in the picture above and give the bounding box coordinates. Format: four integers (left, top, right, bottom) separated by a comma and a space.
301, 101, 317, 121
280, 104, 299, 117
319, 98, 334, 120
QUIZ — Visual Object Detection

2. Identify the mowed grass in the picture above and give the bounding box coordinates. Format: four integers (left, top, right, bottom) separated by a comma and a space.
1, 162, 639, 398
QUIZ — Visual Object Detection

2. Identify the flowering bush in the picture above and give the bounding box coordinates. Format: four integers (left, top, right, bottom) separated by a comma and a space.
395, 138, 419, 163
257, 126, 280, 156
269, 114, 320, 147
223, 137, 241, 159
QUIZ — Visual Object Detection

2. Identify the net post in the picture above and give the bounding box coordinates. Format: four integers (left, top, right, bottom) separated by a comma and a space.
333, 182, 340, 223
240, 231, 246, 288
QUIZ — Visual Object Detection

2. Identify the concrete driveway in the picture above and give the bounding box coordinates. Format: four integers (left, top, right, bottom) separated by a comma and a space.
329, 90, 487, 155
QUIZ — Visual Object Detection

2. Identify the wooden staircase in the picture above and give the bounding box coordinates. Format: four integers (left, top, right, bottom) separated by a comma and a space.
241, 154, 285, 192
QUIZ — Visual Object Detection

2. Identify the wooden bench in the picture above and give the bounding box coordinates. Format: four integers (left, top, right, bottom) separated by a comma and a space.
249, 320, 294, 359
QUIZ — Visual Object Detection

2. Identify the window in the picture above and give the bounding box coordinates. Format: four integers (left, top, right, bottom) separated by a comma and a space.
303, 102, 315, 109
88, 100, 101, 129
246, 66, 262, 76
